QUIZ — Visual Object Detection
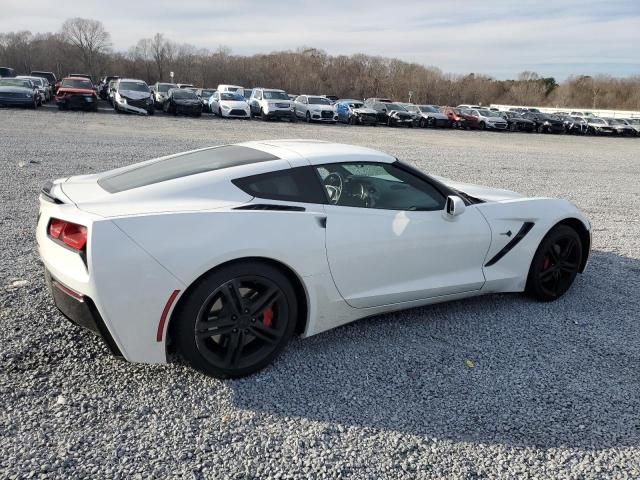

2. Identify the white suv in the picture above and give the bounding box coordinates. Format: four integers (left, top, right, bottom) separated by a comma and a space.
294, 95, 338, 123
248, 88, 296, 122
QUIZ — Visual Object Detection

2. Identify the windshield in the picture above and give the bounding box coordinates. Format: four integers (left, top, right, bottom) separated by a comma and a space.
200, 89, 215, 97
606, 119, 624, 125
172, 90, 197, 99
62, 79, 92, 89
221, 92, 243, 101
478, 110, 497, 117
589, 118, 605, 124
119, 81, 149, 92
349, 102, 364, 108
158, 83, 176, 93
20, 77, 42, 86
418, 105, 438, 113
308, 96, 332, 105
0, 78, 32, 88
384, 103, 405, 111
263, 91, 289, 100
628, 119, 640, 125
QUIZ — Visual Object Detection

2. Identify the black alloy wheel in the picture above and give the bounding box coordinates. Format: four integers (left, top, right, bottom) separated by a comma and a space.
526, 225, 582, 301
173, 262, 298, 378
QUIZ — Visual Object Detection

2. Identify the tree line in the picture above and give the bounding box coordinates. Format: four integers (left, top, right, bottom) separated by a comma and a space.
1, 17, 639, 110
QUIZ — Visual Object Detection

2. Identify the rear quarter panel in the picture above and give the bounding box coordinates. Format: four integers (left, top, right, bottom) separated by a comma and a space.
112, 207, 329, 288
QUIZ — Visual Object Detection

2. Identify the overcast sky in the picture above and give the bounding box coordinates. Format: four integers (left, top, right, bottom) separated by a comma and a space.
2, 0, 638, 79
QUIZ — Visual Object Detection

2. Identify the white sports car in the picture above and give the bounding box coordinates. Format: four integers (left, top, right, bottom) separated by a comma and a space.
37, 141, 591, 378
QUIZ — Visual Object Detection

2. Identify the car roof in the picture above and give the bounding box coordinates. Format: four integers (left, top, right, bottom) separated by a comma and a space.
238, 140, 395, 167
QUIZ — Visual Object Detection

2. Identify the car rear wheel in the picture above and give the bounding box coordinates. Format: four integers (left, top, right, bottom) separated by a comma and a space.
526, 225, 582, 302
306, 111, 311, 123
173, 262, 298, 378
479, 121, 486, 130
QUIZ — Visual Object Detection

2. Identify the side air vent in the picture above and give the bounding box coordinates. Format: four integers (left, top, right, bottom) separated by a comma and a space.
234, 204, 306, 212
485, 222, 535, 267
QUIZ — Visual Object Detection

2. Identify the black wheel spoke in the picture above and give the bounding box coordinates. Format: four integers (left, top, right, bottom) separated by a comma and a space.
223, 331, 244, 367
559, 261, 578, 273
221, 281, 244, 316
539, 268, 556, 281
250, 286, 281, 317
552, 271, 562, 293
249, 323, 281, 344
548, 244, 561, 263
197, 322, 236, 339
562, 238, 576, 259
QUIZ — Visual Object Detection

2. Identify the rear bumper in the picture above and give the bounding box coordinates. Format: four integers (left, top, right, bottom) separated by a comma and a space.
45, 270, 123, 357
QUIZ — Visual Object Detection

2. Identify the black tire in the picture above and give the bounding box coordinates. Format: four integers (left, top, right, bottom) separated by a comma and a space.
57, 103, 66, 111
172, 261, 298, 378
306, 111, 311, 123
290, 114, 297, 123
147, 107, 154, 116
218, 107, 222, 117
526, 225, 582, 302
419, 118, 427, 128
260, 108, 268, 121
91, 102, 98, 112
479, 121, 486, 130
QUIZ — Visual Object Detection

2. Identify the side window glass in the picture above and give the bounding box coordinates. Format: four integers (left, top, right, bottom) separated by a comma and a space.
315, 163, 445, 211
232, 167, 326, 204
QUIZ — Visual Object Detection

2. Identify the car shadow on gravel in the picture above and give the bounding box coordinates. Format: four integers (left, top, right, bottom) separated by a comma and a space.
228, 250, 640, 449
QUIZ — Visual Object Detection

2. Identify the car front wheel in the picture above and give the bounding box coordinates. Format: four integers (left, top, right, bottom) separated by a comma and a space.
526, 225, 583, 302
172, 262, 298, 378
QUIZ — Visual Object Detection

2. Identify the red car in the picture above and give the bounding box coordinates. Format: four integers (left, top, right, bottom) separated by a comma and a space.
55, 77, 98, 111
440, 106, 469, 129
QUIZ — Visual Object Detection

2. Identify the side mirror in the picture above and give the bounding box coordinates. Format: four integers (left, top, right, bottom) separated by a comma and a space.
445, 195, 466, 217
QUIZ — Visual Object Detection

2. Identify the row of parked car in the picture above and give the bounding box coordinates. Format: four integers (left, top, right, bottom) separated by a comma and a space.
2, 68, 639, 137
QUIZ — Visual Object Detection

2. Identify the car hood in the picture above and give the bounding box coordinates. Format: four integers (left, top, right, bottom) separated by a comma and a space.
352, 107, 377, 114
482, 116, 506, 122
174, 98, 201, 105
420, 112, 448, 120
431, 175, 525, 202
0, 86, 32, 94
57, 87, 94, 95
120, 90, 150, 99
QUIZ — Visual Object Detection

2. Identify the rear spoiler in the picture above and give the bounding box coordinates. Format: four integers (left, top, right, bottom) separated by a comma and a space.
40, 181, 65, 204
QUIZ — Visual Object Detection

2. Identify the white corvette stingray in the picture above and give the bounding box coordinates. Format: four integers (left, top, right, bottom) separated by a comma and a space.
37, 140, 591, 377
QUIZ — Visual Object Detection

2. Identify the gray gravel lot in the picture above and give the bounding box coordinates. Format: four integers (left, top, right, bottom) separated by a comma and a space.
1, 108, 639, 479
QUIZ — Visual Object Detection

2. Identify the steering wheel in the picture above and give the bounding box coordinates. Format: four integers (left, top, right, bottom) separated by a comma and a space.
353, 181, 375, 208
323, 172, 343, 204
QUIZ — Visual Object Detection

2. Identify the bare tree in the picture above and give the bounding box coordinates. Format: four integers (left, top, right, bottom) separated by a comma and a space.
60, 17, 111, 79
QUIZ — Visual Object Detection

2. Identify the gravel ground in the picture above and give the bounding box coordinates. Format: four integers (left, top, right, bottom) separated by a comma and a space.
1, 107, 639, 479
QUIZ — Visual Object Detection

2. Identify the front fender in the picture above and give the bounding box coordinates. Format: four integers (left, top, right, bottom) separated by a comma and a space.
476, 198, 590, 292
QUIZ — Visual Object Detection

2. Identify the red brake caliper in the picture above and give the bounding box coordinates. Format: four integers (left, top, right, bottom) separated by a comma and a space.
262, 306, 274, 328
542, 255, 551, 271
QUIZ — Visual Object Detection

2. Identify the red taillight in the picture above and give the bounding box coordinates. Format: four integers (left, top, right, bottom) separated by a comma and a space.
48, 218, 87, 251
